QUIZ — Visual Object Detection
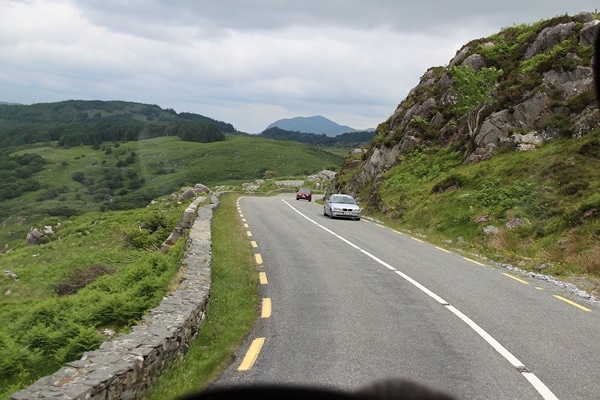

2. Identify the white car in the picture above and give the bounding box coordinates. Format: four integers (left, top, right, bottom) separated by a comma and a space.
324, 194, 361, 220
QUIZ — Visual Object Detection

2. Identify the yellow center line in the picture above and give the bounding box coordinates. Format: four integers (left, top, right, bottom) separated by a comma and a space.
237, 337, 265, 371
553, 295, 591, 312
255, 253, 263, 265
463, 257, 485, 266
259, 271, 268, 284
502, 273, 529, 285
261, 298, 272, 318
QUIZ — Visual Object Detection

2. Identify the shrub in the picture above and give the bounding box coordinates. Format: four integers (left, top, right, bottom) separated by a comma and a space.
55, 264, 116, 296
431, 174, 467, 193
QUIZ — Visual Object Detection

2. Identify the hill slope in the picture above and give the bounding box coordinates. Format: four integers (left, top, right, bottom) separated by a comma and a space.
266, 115, 356, 135
0, 135, 343, 248
329, 12, 600, 285
0, 100, 236, 147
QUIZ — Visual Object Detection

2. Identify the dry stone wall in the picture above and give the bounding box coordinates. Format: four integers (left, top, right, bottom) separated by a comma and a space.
11, 195, 217, 400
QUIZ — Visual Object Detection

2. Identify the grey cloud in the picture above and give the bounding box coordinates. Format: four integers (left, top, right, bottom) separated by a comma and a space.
1, 1, 598, 132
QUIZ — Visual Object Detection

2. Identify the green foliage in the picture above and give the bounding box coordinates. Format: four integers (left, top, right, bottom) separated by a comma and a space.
370, 133, 600, 275
520, 35, 579, 74
0, 197, 188, 396
0, 135, 342, 248
448, 65, 502, 136
259, 127, 374, 147
0, 100, 235, 148
145, 193, 258, 400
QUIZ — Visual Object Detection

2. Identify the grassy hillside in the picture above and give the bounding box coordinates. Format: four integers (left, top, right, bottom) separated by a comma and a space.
0, 191, 190, 398
0, 132, 344, 397
332, 13, 600, 292
1, 135, 343, 249
344, 134, 600, 291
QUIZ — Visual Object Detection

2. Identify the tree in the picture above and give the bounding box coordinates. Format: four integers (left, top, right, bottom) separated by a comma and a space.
448, 65, 502, 137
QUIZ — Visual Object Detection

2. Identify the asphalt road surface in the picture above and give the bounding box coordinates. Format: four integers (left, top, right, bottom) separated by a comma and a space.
211, 193, 600, 400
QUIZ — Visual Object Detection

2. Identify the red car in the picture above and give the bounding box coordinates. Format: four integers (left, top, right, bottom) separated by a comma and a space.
296, 188, 312, 202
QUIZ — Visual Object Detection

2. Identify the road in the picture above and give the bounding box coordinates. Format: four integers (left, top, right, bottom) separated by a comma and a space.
211, 193, 600, 399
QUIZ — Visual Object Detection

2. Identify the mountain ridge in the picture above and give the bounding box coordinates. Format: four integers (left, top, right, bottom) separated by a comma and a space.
265, 115, 357, 136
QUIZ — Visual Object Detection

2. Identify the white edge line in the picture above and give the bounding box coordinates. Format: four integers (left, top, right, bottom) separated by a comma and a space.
279, 198, 559, 400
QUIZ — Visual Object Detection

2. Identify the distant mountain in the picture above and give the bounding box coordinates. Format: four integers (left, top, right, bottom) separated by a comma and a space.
265, 115, 356, 136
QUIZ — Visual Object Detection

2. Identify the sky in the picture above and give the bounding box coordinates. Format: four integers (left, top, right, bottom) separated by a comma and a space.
1, 1, 598, 133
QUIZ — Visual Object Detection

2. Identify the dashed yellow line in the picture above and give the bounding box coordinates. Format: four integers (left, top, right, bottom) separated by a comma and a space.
255, 253, 263, 265
251, 241, 258, 248
237, 337, 265, 371
261, 298, 272, 318
502, 273, 529, 285
259, 272, 268, 284
243, 223, 249, 228
246, 230, 252, 237
464, 257, 485, 266
553, 295, 591, 312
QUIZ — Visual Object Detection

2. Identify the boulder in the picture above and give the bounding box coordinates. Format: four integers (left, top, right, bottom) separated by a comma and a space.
26, 228, 44, 246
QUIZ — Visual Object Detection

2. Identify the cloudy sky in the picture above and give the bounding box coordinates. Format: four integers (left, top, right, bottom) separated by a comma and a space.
1, 1, 598, 133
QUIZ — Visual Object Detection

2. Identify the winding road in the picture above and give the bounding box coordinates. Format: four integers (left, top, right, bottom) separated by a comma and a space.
211, 194, 600, 400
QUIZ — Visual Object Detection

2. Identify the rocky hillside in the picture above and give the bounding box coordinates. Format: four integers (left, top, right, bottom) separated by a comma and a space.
328, 12, 600, 281
332, 12, 599, 204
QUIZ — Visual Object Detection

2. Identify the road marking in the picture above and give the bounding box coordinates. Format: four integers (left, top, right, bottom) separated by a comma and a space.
237, 337, 265, 371
435, 246, 451, 253
464, 257, 485, 266
261, 298, 272, 318
259, 272, 268, 284
502, 273, 529, 285
246, 230, 252, 237
255, 253, 263, 265
250, 240, 258, 248
553, 295, 591, 312
243, 223, 249, 228
412, 237, 424, 243
281, 198, 559, 400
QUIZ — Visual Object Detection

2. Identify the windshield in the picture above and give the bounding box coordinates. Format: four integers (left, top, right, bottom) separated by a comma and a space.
4, 5, 600, 400
330, 195, 356, 204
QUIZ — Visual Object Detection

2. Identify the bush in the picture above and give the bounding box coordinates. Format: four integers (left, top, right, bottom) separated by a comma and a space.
55, 264, 116, 296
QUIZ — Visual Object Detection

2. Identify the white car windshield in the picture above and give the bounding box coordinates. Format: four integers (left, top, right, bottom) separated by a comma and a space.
331, 196, 356, 204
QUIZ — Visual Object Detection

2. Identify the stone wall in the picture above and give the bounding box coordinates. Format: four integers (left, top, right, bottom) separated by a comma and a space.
11, 195, 217, 400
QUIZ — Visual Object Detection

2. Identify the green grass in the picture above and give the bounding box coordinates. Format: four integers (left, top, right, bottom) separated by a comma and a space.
0, 196, 191, 399
1, 136, 344, 249
370, 135, 600, 280
144, 193, 258, 399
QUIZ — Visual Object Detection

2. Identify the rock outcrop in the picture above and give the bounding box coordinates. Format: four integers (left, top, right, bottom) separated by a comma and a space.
330, 12, 600, 207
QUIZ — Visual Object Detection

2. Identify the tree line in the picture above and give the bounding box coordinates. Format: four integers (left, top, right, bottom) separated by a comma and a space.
259, 127, 374, 147
0, 120, 226, 148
